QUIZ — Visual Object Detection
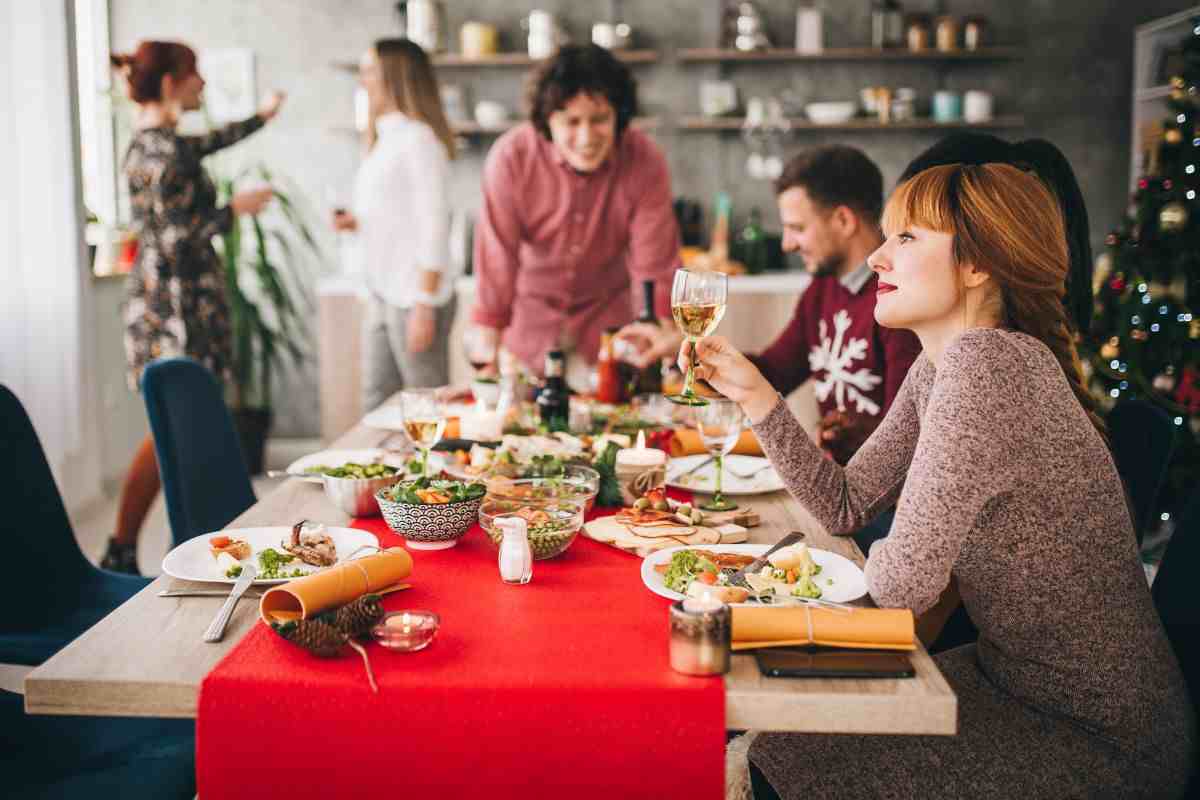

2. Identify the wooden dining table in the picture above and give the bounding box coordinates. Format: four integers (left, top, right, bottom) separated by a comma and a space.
24, 413, 956, 736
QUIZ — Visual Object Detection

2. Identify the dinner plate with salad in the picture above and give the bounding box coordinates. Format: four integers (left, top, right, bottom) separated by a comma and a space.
161, 524, 378, 585
641, 543, 868, 605
285, 448, 445, 483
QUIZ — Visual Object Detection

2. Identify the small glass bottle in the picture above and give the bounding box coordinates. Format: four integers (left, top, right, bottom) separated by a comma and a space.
497, 517, 533, 585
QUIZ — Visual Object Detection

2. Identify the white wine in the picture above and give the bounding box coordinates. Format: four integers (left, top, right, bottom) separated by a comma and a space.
672, 302, 726, 340
404, 417, 446, 448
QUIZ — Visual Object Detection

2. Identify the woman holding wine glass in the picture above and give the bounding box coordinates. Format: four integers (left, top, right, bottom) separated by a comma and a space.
684, 164, 1194, 799
668, 269, 728, 406
333, 39, 460, 413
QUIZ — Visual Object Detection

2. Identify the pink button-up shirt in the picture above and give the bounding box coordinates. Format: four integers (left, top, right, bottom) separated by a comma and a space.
471, 123, 680, 372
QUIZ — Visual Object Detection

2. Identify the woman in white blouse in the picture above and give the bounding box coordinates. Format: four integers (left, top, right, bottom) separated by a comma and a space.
333, 39, 459, 410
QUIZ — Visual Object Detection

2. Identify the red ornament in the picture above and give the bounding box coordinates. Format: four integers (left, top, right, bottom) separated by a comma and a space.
1175, 366, 1200, 413
1139, 178, 1149, 190
1109, 275, 1127, 292
1165, 179, 1175, 190
1106, 232, 1120, 247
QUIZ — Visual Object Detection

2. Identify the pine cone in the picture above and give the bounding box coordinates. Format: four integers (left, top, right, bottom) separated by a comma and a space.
272, 619, 347, 658
330, 594, 386, 639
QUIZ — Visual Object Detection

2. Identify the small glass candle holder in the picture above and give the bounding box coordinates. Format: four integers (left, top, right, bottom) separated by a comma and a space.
372, 609, 440, 652
669, 597, 731, 676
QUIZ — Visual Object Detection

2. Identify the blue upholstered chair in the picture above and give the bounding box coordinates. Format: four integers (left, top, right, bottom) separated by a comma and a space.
140, 358, 256, 548
0, 385, 149, 665
1108, 398, 1176, 546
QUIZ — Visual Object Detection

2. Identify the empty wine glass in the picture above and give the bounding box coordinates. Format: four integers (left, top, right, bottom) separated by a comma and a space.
399, 389, 446, 477
668, 269, 728, 406
693, 397, 743, 511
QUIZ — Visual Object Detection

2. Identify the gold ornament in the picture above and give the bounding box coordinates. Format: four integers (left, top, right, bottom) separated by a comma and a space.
1159, 201, 1190, 232
1166, 127, 1184, 144
1099, 337, 1120, 360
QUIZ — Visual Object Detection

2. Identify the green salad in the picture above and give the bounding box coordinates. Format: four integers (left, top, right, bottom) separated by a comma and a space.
305, 462, 399, 479
386, 476, 486, 505
663, 550, 719, 593
225, 547, 308, 580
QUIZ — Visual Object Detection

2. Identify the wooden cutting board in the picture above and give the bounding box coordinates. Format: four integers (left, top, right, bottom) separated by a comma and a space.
583, 516, 749, 558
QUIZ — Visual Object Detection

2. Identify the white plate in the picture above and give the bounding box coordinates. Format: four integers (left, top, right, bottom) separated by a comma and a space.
666, 454, 784, 495
285, 448, 431, 483
161, 526, 380, 585
641, 543, 868, 604
362, 403, 475, 432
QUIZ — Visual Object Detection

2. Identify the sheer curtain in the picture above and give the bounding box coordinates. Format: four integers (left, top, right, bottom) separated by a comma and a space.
0, 1, 102, 511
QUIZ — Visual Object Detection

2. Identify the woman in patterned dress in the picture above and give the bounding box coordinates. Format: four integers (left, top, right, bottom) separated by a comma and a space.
101, 41, 284, 573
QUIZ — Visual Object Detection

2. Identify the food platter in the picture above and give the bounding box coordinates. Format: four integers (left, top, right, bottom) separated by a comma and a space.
640, 543, 867, 605
665, 455, 784, 495
161, 526, 379, 585
284, 448, 444, 483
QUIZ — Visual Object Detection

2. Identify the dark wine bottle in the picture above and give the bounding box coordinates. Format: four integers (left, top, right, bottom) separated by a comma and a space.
536, 350, 570, 432
636, 280, 664, 395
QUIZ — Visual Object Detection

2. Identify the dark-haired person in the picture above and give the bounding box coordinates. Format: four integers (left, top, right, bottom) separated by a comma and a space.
619, 146, 922, 465
467, 44, 680, 382
102, 41, 283, 573
898, 132, 1094, 334
690, 164, 1195, 800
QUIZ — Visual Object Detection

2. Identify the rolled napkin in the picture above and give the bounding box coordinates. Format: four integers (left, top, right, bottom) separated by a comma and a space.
670, 428, 764, 458
731, 605, 915, 651
259, 547, 413, 625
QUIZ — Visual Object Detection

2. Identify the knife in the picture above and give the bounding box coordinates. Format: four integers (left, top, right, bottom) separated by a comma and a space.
159, 590, 264, 599
722, 530, 806, 591
203, 562, 257, 643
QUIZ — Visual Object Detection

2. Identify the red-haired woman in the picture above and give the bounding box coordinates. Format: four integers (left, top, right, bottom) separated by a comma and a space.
691, 164, 1195, 798
102, 41, 284, 573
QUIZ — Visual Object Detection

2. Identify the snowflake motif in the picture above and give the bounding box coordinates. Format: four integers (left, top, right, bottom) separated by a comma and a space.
809, 309, 882, 415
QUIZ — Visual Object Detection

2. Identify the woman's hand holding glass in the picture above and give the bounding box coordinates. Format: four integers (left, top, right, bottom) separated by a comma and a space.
677, 336, 779, 424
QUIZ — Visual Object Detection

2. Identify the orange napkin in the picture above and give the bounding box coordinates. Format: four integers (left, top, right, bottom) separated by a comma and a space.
670, 428, 764, 457
731, 605, 915, 651
259, 547, 413, 625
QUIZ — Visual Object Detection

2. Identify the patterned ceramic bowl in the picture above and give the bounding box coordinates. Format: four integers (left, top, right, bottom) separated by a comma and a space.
375, 488, 483, 550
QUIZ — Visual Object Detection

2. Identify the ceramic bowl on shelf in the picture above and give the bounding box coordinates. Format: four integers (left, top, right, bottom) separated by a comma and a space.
804, 101, 857, 124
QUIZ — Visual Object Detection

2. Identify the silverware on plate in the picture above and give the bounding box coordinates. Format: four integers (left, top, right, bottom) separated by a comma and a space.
159, 590, 263, 599
721, 530, 806, 591
668, 456, 715, 482
203, 562, 257, 643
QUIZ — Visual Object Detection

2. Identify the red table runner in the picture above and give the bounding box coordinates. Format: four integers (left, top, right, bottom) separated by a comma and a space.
196, 495, 724, 799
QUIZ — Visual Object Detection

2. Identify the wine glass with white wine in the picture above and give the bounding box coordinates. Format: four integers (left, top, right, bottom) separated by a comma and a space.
668, 269, 728, 406
399, 389, 447, 478
693, 398, 743, 511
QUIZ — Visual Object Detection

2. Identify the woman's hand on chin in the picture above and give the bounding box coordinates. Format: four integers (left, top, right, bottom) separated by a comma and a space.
677, 336, 778, 423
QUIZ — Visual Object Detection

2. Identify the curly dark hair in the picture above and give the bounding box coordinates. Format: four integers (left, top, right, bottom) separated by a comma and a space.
773, 145, 883, 224
525, 44, 638, 140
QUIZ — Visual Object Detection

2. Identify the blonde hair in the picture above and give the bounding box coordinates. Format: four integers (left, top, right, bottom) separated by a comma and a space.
884, 163, 1105, 437
368, 39, 456, 159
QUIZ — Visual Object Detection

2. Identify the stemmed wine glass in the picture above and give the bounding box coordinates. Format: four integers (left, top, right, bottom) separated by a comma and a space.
668, 269, 728, 406
693, 397, 743, 511
463, 326, 499, 376
400, 389, 447, 478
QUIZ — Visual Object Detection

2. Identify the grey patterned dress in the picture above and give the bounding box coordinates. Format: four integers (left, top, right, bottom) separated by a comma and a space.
121, 116, 264, 390
747, 328, 1195, 799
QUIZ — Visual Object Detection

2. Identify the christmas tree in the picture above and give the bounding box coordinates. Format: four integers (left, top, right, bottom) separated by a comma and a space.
1090, 21, 1200, 517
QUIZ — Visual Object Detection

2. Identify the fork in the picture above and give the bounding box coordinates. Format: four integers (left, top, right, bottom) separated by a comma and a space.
726, 461, 775, 480
721, 531, 806, 591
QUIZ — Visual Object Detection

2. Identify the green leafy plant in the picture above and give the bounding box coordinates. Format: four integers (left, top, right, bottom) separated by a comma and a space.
213, 165, 321, 411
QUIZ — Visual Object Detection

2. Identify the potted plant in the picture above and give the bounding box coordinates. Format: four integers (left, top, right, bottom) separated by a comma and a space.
214, 165, 322, 473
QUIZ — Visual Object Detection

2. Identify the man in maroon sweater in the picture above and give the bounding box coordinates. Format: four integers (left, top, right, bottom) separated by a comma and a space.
620, 146, 921, 464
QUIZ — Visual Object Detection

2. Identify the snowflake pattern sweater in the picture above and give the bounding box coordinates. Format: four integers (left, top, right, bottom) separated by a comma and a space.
748, 270, 922, 420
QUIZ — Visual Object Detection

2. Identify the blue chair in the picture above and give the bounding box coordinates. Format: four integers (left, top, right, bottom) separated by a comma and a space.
141, 358, 256, 548
1109, 399, 1176, 545
0, 385, 149, 665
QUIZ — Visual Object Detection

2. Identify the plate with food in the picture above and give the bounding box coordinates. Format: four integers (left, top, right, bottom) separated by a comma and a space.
286, 449, 445, 483
442, 431, 626, 480
641, 543, 867, 605
161, 521, 379, 585
665, 454, 784, 495
361, 403, 476, 432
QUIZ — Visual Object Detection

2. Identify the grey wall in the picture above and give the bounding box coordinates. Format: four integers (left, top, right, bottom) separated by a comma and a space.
108, 0, 1195, 439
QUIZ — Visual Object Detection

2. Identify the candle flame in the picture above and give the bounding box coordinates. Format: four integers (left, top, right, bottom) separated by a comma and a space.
636, 430, 647, 449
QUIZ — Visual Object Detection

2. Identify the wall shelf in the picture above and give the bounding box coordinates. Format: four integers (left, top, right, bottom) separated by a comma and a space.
329, 117, 660, 137
332, 50, 658, 73
678, 46, 1023, 63
678, 115, 1025, 132
1136, 85, 1175, 102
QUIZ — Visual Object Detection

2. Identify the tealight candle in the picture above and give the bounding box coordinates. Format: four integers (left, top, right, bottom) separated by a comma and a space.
614, 430, 668, 505
669, 598, 731, 676
372, 609, 440, 652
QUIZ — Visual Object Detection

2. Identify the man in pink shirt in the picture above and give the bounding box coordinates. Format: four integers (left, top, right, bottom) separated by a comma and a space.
468, 44, 680, 378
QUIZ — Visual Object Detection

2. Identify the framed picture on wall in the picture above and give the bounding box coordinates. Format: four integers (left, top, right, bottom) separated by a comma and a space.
198, 48, 257, 124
